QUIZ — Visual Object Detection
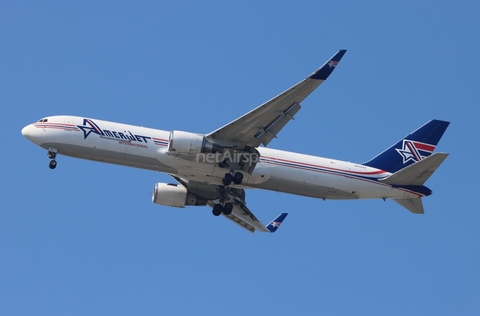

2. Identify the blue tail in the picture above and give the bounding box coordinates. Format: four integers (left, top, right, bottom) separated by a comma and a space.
266, 213, 288, 233
364, 119, 450, 173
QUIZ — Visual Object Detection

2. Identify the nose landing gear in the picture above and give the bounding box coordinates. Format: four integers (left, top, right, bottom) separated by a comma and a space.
47, 148, 58, 169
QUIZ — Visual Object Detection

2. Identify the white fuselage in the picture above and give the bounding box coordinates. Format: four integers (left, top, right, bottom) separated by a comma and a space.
21, 116, 424, 201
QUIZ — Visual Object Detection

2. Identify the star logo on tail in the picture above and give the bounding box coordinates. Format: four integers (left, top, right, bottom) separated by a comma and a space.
396, 140, 435, 164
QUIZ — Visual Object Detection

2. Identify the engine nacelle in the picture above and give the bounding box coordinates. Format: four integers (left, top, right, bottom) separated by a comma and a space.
152, 183, 207, 208
168, 130, 222, 155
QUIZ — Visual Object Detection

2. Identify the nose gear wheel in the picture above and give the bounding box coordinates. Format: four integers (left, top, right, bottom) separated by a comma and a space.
49, 160, 57, 169
47, 148, 58, 169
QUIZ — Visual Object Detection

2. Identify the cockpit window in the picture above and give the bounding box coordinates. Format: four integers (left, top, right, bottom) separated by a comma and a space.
37, 119, 48, 122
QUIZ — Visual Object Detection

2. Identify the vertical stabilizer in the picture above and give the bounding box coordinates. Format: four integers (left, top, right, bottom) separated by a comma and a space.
364, 120, 450, 173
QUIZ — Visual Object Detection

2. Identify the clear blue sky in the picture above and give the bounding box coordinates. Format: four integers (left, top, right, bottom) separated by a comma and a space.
2, 1, 479, 315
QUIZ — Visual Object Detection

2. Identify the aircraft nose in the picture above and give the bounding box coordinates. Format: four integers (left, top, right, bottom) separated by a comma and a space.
21, 125, 31, 139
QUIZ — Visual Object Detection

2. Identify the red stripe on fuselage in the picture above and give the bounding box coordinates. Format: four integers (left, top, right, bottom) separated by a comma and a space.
261, 159, 425, 197
261, 159, 391, 188
261, 156, 387, 175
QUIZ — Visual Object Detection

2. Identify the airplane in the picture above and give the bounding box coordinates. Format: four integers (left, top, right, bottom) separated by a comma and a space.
21, 49, 450, 233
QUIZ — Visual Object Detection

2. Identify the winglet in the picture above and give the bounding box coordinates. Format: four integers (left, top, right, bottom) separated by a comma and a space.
266, 213, 288, 233
308, 49, 347, 80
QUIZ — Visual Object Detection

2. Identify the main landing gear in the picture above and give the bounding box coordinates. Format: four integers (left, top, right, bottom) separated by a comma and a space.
222, 171, 243, 186
212, 203, 233, 216
213, 171, 243, 217
48, 148, 58, 170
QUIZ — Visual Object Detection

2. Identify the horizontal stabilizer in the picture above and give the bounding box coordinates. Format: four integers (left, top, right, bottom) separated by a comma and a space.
393, 198, 424, 214
378, 153, 449, 186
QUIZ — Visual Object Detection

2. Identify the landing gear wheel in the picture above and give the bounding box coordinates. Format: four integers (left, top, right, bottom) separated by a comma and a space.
233, 172, 243, 185
223, 203, 233, 215
212, 204, 223, 216
49, 160, 57, 169
222, 173, 233, 186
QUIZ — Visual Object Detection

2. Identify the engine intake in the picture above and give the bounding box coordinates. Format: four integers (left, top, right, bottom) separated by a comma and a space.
168, 130, 222, 155
152, 183, 207, 207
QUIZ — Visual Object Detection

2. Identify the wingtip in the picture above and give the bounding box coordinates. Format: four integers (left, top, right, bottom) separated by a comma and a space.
266, 213, 288, 233
308, 49, 347, 80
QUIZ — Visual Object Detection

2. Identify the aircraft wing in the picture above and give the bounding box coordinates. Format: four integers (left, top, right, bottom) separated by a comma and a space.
206, 49, 346, 147
207, 198, 288, 233
171, 176, 288, 233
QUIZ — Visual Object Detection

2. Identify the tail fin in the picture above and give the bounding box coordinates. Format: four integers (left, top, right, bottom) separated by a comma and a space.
364, 119, 450, 173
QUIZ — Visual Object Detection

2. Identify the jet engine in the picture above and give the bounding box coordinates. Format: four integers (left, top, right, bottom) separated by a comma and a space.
168, 131, 223, 155
152, 183, 207, 208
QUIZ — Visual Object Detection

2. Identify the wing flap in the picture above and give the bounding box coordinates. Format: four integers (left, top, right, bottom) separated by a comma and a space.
255, 102, 301, 146
224, 202, 270, 233
207, 200, 270, 233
